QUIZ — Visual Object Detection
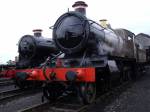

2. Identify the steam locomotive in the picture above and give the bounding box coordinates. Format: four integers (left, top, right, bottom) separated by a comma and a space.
4, 1, 148, 104
17, 29, 58, 68
0, 29, 59, 88
0, 64, 16, 78
30, 1, 148, 104
14, 29, 59, 88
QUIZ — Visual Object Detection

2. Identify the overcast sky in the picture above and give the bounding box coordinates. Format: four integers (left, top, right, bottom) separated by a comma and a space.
0, 0, 149, 64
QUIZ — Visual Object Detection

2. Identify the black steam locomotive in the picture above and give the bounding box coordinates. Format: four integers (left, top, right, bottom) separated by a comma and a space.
17, 29, 58, 69
41, 1, 148, 104
14, 29, 59, 88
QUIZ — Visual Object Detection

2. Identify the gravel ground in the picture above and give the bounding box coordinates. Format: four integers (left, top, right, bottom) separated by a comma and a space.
86, 68, 150, 112
0, 78, 10, 81
104, 69, 150, 112
0, 85, 18, 92
0, 92, 45, 112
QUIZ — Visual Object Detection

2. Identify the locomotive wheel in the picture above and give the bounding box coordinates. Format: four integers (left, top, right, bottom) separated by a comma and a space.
14, 79, 26, 89
79, 82, 96, 104
122, 70, 127, 81
127, 70, 132, 81
43, 83, 65, 101
100, 75, 111, 92
120, 67, 131, 83
124, 69, 132, 81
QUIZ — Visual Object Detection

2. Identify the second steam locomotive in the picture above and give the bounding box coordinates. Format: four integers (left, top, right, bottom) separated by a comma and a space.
0, 29, 59, 88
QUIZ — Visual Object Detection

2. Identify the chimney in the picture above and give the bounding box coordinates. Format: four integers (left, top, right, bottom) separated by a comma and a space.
33, 29, 42, 37
72, 1, 88, 15
99, 19, 108, 28
15, 56, 19, 63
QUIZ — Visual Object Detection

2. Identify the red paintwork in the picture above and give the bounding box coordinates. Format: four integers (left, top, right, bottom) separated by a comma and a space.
1, 67, 96, 82
28, 67, 96, 82
0, 68, 38, 79
17, 68, 44, 80
0, 69, 16, 78
0, 68, 42, 80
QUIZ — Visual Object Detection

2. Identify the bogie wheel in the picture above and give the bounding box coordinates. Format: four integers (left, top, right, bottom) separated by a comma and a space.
130, 64, 137, 81
43, 83, 58, 101
123, 70, 128, 81
121, 67, 131, 82
14, 79, 26, 89
43, 83, 65, 101
126, 70, 132, 81
79, 82, 96, 104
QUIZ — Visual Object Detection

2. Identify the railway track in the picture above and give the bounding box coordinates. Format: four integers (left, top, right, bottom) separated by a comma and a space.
19, 81, 131, 112
0, 88, 41, 104
0, 78, 14, 86
0, 78, 11, 82
19, 101, 88, 112
0, 81, 14, 86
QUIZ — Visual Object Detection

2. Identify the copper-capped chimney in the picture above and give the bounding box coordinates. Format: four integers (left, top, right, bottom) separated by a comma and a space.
72, 1, 88, 15
33, 29, 42, 37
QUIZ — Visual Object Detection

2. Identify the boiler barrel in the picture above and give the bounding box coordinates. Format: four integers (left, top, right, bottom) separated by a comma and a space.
18, 35, 58, 59
53, 11, 124, 55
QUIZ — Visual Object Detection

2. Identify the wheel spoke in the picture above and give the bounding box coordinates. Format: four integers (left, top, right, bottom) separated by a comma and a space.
79, 82, 96, 104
